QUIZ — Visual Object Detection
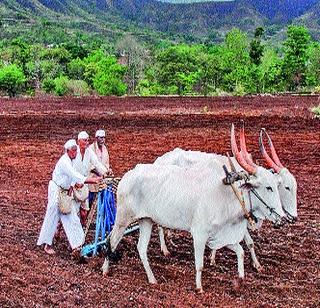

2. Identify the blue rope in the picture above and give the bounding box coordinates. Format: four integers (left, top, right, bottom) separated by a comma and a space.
93, 185, 117, 255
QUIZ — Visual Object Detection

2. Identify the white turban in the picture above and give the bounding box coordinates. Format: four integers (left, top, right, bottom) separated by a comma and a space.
95, 129, 106, 137
64, 139, 77, 150
78, 131, 89, 140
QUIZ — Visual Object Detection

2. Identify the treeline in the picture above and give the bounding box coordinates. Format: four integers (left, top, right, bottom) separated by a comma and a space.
0, 25, 319, 97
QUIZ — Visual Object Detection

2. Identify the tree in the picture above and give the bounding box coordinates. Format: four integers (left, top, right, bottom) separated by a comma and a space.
282, 25, 311, 91
155, 44, 203, 95
0, 64, 26, 97
259, 49, 284, 93
221, 28, 254, 93
305, 43, 320, 87
249, 27, 264, 65
82, 50, 127, 96
116, 35, 149, 94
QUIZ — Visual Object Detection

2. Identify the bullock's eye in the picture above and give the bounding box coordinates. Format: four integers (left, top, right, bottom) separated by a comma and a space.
285, 187, 291, 191
266, 186, 273, 192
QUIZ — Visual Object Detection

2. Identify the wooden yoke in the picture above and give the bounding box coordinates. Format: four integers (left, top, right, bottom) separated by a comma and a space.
222, 161, 256, 230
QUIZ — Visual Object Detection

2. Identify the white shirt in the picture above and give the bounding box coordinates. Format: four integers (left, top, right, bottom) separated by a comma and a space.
88, 142, 110, 169
73, 146, 107, 177
52, 153, 86, 190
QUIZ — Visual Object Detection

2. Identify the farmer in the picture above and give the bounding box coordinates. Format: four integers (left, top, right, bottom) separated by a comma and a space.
89, 129, 112, 173
37, 139, 101, 256
88, 129, 113, 193
73, 131, 108, 226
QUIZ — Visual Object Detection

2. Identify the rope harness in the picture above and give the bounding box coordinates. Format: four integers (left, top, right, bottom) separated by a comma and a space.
222, 163, 283, 228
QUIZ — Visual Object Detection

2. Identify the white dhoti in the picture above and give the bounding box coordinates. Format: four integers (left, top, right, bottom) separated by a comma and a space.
37, 180, 84, 249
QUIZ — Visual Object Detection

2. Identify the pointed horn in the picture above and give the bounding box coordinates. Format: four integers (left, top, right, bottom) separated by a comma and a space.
262, 128, 284, 168
227, 152, 237, 173
259, 129, 281, 173
231, 124, 256, 174
240, 121, 256, 167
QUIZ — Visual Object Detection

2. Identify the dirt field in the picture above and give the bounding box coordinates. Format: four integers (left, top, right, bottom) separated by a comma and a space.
0, 95, 319, 307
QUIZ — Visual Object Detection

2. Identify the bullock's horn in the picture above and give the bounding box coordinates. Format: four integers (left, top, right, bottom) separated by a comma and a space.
227, 152, 237, 173
262, 128, 284, 168
240, 121, 257, 168
259, 129, 281, 173
231, 124, 256, 174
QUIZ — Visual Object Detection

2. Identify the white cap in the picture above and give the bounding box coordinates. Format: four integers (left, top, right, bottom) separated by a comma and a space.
78, 131, 89, 140
64, 139, 77, 150
95, 129, 106, 137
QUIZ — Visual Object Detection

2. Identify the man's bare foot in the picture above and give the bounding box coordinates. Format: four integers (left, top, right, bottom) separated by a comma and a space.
44, 244, 55, 255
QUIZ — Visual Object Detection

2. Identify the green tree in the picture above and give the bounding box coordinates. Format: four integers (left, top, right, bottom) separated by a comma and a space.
259, 49, 284, 93
155, 44, 203, 95
221, 28, 254, 93
306, 43, 320, 87
282, 25, 311, 91
82, 50, 127, 96
249, 27, 264, 65
0, 64, 26, 97
116, 34, 149, 94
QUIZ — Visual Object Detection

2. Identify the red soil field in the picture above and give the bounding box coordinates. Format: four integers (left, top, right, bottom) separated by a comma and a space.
0, 95, 319, 307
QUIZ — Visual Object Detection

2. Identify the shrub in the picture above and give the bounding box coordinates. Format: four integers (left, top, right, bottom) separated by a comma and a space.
233, 83, 246, 96
66, 80, 90, 96
54, 76, 69, 96
42, 78, 55, 93
311, 105, 320, 118
313, 86, 320, 94
0, 64, 26, 97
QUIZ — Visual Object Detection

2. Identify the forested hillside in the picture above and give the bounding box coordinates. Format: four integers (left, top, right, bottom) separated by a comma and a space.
0, 1, 320, 99
1, 0, 320, 43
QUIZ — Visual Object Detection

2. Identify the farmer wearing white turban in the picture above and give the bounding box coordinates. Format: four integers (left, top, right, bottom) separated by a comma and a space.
37, 139, 101, 256
73, 131, 108, 225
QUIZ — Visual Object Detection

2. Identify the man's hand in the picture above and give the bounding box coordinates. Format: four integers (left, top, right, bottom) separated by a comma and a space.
75, 183, 84, 189
94, 176, 103, 184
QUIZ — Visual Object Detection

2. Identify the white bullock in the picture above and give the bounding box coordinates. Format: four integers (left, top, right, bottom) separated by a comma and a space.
154, 127, 297, 271
103, 125, 285, 292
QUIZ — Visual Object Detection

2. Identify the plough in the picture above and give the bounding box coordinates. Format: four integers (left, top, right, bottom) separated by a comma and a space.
80, 177, 139, 258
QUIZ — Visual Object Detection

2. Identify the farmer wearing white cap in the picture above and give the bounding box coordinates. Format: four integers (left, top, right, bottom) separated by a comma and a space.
73, 131, 108, 225
89, 129, 112, 179
37, 139, 101, 256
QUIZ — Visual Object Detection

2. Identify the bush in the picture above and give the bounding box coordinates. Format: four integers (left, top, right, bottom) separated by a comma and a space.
313, 86, 320, 94
311, 105, 320, 118
233, 83, 246, 96
54, 76, 69, 96
0, 64, 26, 97
66, 80, 90, 96
42, 78, 55, 93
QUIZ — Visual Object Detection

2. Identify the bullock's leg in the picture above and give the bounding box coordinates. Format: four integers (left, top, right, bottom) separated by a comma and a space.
209, 249, 217, 266
244, 230, 263, 272
102, 208, 133, 275
227, 243, 244, 290
227, 243, 244, 278
158, 226, 170, 256
192, 232, 207, 293
138, 218, 157, 284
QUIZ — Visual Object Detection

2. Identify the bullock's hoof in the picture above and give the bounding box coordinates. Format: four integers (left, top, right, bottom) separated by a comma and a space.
149, 278, 158, 285
162, 249, 171, 257
109, 251, 122, 262
102, 259, 110, 275
209, 259, 216, 267
254, 264, 264, 273
196, 287, 204, 294
233, 278, 243, 292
